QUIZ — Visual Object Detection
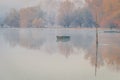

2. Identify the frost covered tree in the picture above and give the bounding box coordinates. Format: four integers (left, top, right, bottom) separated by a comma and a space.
4, 8, 20, 27
72, 8, 95, 28
57, 0, 75, 27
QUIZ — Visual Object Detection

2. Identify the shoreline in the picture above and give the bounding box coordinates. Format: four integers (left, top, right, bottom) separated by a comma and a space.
0, 27, 120, 31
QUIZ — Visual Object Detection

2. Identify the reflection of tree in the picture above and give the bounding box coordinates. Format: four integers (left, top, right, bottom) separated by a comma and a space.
56, 31, 95, 57
100, 46, 120, 70
57, 42, 73, 58
72, 34, 94, 49
3, 29, 45, 49
85, 34, 120, 71
19, 30, 45, 49
85, 43, 104, 68
2, 29, 120, 72
4, 29, 20, 47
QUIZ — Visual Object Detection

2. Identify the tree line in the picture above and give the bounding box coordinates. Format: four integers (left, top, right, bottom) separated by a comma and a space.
3, 0, 119, 28
3, 0, 98, 28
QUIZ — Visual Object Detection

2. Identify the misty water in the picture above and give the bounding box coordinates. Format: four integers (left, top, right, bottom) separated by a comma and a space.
0, 28, 120, 80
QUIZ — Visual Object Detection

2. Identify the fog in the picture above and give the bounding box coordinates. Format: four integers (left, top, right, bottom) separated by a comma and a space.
0, 0, 85, 14
0, 28, 120, 80
0, 0, 85, 25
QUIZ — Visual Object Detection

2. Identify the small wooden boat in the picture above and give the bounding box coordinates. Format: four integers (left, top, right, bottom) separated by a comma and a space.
57, 36, 70, 39
56, 36, 70, 42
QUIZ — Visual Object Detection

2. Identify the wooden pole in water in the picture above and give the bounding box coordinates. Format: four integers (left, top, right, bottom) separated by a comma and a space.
95, 4, 99, 77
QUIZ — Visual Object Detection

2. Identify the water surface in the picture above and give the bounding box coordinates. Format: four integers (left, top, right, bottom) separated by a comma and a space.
0, 28, 120, 80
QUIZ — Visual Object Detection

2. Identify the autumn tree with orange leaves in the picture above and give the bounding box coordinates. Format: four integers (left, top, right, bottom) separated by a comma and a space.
86, 0, 120, 28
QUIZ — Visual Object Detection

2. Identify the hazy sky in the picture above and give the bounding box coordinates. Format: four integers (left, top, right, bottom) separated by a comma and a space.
0, 0, 85, 17
0, 0, 85, 10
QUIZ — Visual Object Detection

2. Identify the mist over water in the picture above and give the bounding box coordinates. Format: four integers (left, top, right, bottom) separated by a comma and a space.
0, 28, 120, 80
0, 0, 120, 80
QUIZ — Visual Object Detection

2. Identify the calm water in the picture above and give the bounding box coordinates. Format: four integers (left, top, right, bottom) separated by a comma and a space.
0, 28, 120, 80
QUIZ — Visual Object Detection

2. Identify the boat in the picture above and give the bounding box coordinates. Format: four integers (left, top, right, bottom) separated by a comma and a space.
56, 36, 70, 42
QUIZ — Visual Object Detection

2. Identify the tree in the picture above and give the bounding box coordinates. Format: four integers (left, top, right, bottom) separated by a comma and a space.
82, 8, 96, 27
72, 8, 84, 27
57, 0, 75, 27
109, 23, 117, 29
86, 0, 120, 28
4, 9, 20, 27
32, 18, 44, 28
19, 6, 45, 28
72, 8, 95, 28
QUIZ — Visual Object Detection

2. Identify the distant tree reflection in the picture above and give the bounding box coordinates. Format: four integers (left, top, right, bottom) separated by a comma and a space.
2, 29, 120, 71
